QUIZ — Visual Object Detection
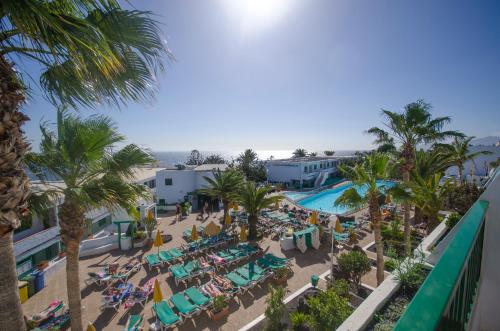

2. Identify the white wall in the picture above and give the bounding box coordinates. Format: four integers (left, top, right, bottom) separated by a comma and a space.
155, 169, 197, 204
266, 163, 302, 182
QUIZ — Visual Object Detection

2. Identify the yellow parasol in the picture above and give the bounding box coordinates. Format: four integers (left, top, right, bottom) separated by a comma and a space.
233, 203, 239, 211
191, 224, 199, 241
147, 210, 154, 221
310, 211, 318, 225
86, 323, 96, 331
204, 221, 221, 236
225, 213, 232, 226
385, 194, 392, 204
153, 230, 163, 254
335, 218, 344, 233
240, 225, 248, 242
153, 279, 163, 303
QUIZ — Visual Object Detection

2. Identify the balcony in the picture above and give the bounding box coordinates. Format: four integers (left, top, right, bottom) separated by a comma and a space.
14, 226, 60, 261
394, 170, 500, 330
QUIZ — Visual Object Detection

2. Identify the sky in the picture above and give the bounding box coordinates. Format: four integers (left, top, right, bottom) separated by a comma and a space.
17, 0, 500, 152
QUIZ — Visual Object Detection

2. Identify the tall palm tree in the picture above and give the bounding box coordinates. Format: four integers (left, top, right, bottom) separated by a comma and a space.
435, 136, 493, 185
334, 153, 392, 285
324, 150, 335, 156
367, 100, 462, 255
292, 148, 308, 158
236, 182, 281, 240
200, 169, 243, 226
26, 111, 152, 331
0, 2, 167, 328
236, 149, 258, 176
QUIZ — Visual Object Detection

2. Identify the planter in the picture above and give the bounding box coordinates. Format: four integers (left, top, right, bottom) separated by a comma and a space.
272, 276, 288, 286
209, 306, 229, 321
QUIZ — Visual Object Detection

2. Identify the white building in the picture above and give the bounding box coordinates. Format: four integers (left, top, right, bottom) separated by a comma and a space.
155, 164, 228, 210
265, 156, 341, 189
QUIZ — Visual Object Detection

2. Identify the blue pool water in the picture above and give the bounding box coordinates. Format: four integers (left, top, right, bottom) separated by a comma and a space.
283, 192, 310, 201
287, 181, 395, 214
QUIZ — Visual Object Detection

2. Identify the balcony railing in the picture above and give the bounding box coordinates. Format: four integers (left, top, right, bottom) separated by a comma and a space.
394, 199, 489, 331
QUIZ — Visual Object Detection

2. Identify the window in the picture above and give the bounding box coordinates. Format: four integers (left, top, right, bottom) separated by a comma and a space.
304, 166, 307, 173
314, 164, 317, 170
150, 180, 156, 188
158, 199, 166, 206
164, 178, 173, 186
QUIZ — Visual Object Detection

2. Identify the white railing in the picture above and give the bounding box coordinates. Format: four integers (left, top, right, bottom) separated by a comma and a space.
14, 226, 60, 258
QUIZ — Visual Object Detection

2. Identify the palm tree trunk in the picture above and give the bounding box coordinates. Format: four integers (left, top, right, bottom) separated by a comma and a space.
402, 168, 412, 256
248, 214, 258, 240
222, 200, 229, 228
458, 165, 464, 186
0, 233, 27, 330
369, 196, 384, 286
59, 200, 85, 331
0, 55, 30, 331
414, 206, 422, 225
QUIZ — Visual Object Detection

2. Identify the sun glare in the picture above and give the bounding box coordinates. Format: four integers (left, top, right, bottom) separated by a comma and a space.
222, 0, 292, 33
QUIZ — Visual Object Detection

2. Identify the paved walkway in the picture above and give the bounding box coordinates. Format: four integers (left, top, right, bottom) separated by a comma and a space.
22, 210, 378, 330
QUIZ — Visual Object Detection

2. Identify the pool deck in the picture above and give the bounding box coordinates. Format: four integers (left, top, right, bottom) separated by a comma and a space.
21, 208, 380, 330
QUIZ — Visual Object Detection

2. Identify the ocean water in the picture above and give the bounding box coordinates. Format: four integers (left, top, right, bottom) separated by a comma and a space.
152, 150, 360, 166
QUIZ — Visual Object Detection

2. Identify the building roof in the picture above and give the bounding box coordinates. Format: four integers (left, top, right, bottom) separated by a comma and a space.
193, 164, 228, 172
130, 167, 164, 182
266, 156, 339, 164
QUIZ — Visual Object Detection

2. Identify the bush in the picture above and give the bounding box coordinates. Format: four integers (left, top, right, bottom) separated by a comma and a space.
393, 253, 426, 295
290, 312, 309, 331
445, 212, 461, 229
373, 296, 410, 331
384, 259, 397, 272
306, 288, 352, 331
337, 250, 371, 290
328, 279, 350, 298
265, 285, 287, 331
212, 295, 228, 313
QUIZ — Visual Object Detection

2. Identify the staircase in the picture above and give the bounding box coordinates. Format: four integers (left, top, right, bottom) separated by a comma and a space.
314, 171, 329, 188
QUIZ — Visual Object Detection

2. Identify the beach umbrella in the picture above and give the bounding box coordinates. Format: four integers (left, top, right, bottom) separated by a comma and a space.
274, 199, 279, 210
335, 218, 344, 233
147, 209, 154, 221
233, 203, 239, 211
191, 224, 199, 241
240, 225, 248, 242
153, 279, 163, 303
86, 323, 96, 331
205, 221, 220, 236
385, 194, 392, 204
310, 211, 318, 225
225, 213, 232, 226
153, 230, 163, 254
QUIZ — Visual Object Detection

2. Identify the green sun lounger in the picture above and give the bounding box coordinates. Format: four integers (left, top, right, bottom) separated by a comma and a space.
264, 253, 290, 264
183, 260, 199, 274
256, 257, 286, 270
235, 267, 263, 282
242, 262, 267, 275
185, 287, 211, 308
226, 272, 252, 287
170, 264, 189, 279
125, 314, 143, 331
145, 254, 161, 269
168, 248, 184, 258
159, 251, 175, 263
153, 301, 181, 328
170, 293, 200, 318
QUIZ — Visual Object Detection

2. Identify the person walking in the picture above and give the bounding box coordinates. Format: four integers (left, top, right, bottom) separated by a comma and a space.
176, 203, 181, 221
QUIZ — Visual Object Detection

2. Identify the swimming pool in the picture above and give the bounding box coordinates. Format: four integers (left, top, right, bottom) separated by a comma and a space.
283, 191, 311, 201
289, 181, 395, 214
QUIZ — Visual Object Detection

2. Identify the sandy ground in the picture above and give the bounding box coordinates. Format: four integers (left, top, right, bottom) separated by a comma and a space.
22, 208, 380, 331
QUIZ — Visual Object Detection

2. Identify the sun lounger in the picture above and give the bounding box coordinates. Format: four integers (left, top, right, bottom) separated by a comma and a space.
84, 271, 112, 286
235, 266, 268, 283
159, 250, 176, 264
226, 272, 253, 292
152, 301, 182, 330
145, 254, 162, 270
124, 279, 155, 308
263, 253, 292, 265
185, 287, 212, 310
100, 283, 133, 310
124, 314, 143, 331
168, 248, 184, 259
112, 258, 142, 283
170, 293, 201, 318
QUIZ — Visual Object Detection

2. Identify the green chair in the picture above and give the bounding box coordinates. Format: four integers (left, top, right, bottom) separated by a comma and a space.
170, 293, 200, 318
152, 301, 181, 330
125, 314, 143, 331
145, 254, 162, 270
159, 251, 175, 264
184, 287, 212, 310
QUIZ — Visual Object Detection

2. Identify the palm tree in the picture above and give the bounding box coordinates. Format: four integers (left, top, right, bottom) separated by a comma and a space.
334, 153, 392, 285
203, 154, 227, 164
237, 182, 281, 240
0, 2, 167, 329
367, 100, 462, 255
26, 111, 153, 331
200, 169, 243, 226
435, 136, 493, 185
292, 148, 308, 158
186, 149, 204, 165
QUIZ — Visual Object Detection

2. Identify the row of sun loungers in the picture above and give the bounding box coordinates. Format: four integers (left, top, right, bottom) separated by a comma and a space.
85, 258, 142, 287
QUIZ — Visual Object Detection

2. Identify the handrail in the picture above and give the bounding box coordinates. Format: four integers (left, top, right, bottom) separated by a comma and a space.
394, 199, 489, 331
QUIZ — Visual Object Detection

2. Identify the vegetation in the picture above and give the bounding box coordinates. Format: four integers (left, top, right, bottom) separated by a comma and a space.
236, 149, 267, 182
393, 252, 427, 295
305, 288, 353, 331
0, 1, 167, 329
212, 295, 228, 313
290, 312, 309, 331
443, 182, 484, 215
337, 251, 371, 291
335, 153, 392, 285
186, 149, 204, 165
368, 100, 463, 256
328, 278, 350, 298
324, 150, 335, 156
204, 153, 227, 164
293, 148, 308, 158
236, 182, 281, 240
435, 136, 492, 185
264, 285, 287, 331
200, 169, 243, 227
372, 296, 410, 331
26, 111, 152, 330
445, 212, 462, 229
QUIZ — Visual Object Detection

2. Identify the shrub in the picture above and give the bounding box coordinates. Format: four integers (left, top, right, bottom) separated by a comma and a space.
373, 296, 410, 331
393, 253, 426, 295
265, 285, 287, 331
306, 288, 352, 331
290, 312, 309, 331
384, 259, 397, 272
445, 212, 461, 229
328, 279, 350, 298
212, 295, 228, 313
337, 251, 371, 290
274, 267, 289, 280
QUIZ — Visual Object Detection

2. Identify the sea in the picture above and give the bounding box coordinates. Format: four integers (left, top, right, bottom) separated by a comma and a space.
152, 150, 361, 167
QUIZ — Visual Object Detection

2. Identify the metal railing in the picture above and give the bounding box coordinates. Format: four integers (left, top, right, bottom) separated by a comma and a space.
394, 199, 489, 331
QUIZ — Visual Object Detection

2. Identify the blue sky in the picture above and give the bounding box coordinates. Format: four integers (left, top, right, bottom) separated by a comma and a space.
18, 0, 500, 152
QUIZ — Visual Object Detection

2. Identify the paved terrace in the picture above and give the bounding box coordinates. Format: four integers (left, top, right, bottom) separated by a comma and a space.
22, 210, 379, 330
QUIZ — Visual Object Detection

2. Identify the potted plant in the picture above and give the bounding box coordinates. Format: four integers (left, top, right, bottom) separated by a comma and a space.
209, 295, 229, 321
272, 267, 289, 285
290, 312, 310, 331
